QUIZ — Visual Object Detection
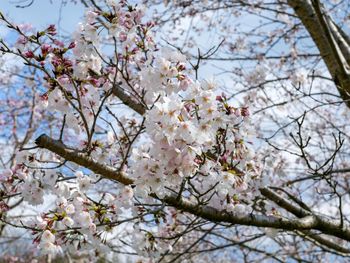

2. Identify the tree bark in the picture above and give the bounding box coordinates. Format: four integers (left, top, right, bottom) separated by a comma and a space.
35, 134, 350, 245
287, 0, 350, 108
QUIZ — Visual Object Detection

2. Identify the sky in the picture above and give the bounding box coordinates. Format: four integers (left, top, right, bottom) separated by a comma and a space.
1, 0, 84, 36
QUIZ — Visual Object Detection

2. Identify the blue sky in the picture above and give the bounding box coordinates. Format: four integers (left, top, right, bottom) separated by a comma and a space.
1, 1, 84, 35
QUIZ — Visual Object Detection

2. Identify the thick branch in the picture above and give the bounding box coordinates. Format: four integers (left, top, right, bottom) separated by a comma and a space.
162, 195, 317, 230
35, 134, 350, 243
260, 188, 310, 218
261, 187, 350, 243
111, 85, 146, 115
287, 0, 350, 108
35, 134, 133, 185
298, 230, 350, 255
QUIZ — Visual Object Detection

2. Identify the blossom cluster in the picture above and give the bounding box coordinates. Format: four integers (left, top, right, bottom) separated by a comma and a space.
0, 0, 263, 259
132, 48, 262, 211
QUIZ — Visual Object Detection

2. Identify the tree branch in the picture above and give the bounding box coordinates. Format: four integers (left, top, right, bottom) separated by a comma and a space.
287, 0, 350, 108
111, 85, 146, 115
35, 134, 133, 185
35, 134, 350, 244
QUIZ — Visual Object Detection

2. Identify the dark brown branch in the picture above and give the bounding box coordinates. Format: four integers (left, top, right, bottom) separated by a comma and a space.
35, 134, 133, 185
35, 134, 350, 244
287, 0, 350, 108
111, 85, 146, 115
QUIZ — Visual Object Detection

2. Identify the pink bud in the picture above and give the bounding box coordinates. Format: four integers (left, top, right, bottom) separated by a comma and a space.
89, 78, 98, 86
216, 95, 223, 102
41, 44, 52, 55
40, 93, 48, 101
131, 47, 139, 54
177, 63, 186, 71
46, 24, 56, 35
146, 21, 154, 27
119, 31, 127, 42
24, 50, 35, 58
51, 56, 61, 67
241, 107, 250, 117
0, 202, 9, 212
68, 42, 76, 49
63, 58, 73, 68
